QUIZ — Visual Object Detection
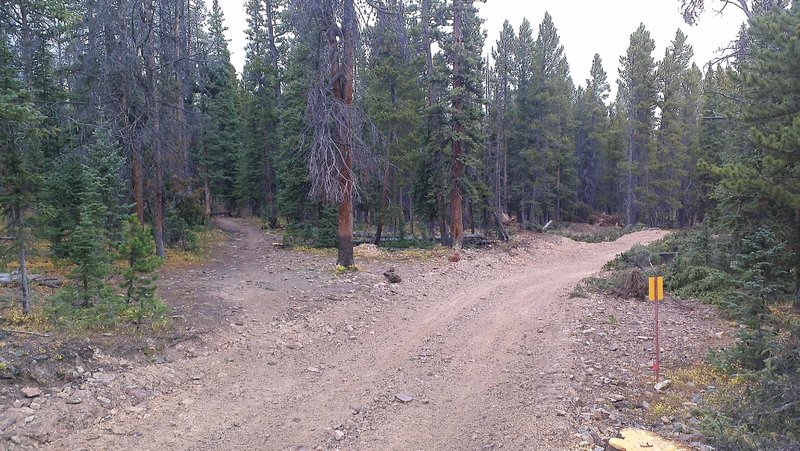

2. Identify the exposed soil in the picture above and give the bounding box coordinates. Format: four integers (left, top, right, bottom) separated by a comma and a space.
0, 218, 729, 450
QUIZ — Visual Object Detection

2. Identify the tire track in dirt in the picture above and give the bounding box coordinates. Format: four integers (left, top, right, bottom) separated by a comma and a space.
45, 219, 665, 451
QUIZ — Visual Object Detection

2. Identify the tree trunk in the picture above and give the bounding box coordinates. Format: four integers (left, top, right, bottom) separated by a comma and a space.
12, 207, 30, 315
374, 161, 391, 246
450, 0, 464, 250
153, 119, 166, 257
794, 208, 800, 313
203, 163, 212, 217
469, 198, 475, 234
555, 165, 562, 222
139, 0, 165, 256
334, 0, 356, 268
132, 144, 145, 223
265, 0, 282, 101
422, 0, 436, 106
625, 122, 635, 225
263, 131, 277, 227
121, 87, 146, 223
439, 209, 448, 246
409, 193, 415, 237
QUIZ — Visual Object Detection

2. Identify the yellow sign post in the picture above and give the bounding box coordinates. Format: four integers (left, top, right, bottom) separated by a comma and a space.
648, 276, 663, 301
648, 276, 664, 381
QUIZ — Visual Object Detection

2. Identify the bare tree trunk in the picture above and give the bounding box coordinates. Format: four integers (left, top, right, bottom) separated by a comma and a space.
469, 198, 475, 234
153, 121, 166, 257
625, 123, 635, 225
142, 0, 165, 257
450, 0, 464, 250
12, 207, 30, 315
334, 0, 356, 267
374, 161, 391, 246
265, 0, 282, 101
132, 142, 145, 223
264, 131, 277, 227
794, 208, 800, 313
19, 238, 30, 315
203, 167, 212, 217
422, 0, 435, 106
555, 165, 562, 222
409, 193, 415, 237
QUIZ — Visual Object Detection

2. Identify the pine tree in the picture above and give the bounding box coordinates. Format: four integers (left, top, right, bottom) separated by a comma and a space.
365, 0, 425, 245
737, 4, 800, 310
649, 29, 703, 227
412, 0, 451, 242
508, 13, 575, 224
61, 128, 126, 307
117, 215, 164, 322
198, 0, 242, 212
445, 0, 485, 249
508, 18, 535, 225
488, 20, 515, 216
238, 0, 280, 224
618, 24, 657, 225
0, 38, 45, 315
531, 13, 576, 222
575, 54, 611, 213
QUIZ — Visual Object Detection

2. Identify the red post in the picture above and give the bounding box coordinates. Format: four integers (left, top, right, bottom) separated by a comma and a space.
654, 299, 660, 382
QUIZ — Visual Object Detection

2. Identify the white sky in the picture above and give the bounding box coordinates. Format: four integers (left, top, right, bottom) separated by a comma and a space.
220, 0, 746, 92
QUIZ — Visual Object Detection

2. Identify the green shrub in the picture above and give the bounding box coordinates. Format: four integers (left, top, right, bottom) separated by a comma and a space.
283, 208, 337, 248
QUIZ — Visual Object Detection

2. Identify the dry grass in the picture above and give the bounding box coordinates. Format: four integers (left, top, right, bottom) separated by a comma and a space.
163, 228, 227, 270
647, 364, 728, 421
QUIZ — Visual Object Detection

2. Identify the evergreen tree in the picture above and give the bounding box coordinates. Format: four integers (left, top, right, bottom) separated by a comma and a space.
198, 0, 242, 212
508, 18, 535, 225
575, 54, 611, 213
650, 30, 703, 227
531, 13, 576, 221
488, 20, 516, 216
618, 24, 657, 225
0, 38, 45, 315
60, 128, 126, 307
117, 215, 164, 322
238, 0, 280, 224
736, 4, 800, 310
445, 0, 485, 249
508, 13, 575, 224
365, 0, 425, 245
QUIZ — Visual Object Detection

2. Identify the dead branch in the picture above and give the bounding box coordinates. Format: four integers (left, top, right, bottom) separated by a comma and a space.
1, 329, 52, 338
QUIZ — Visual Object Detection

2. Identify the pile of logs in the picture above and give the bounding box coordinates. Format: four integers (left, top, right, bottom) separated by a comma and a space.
0, 272, 63, 288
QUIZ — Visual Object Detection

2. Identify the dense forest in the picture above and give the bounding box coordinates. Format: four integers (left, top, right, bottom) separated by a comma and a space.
1, 0, 799, 447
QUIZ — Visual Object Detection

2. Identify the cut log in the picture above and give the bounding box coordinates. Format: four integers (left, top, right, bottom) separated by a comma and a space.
608, 428, 689, 451
1, 273, 63, 288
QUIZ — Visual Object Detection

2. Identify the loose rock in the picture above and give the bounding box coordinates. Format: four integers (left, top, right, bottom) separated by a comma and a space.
21, 387, 41, 398
654, 379, 672, 392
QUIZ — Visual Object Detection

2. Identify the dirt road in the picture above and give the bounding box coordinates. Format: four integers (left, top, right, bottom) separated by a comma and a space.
47, 218, 666, 450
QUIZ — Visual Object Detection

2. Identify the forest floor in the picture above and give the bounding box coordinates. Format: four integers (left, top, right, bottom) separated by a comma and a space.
0, 218, 732, 450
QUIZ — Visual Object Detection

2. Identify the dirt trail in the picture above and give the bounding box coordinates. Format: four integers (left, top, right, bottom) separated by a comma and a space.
47, 218, 666, 451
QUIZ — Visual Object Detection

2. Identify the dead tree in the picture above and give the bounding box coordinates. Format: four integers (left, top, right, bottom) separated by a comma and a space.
450, 0, 465, 250
299, 0, 358, 267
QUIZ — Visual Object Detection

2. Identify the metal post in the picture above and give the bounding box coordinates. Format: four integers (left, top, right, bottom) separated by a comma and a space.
654, 298, 660, 382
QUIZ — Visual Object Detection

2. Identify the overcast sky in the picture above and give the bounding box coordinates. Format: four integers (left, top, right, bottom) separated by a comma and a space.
220, 0, 746, 92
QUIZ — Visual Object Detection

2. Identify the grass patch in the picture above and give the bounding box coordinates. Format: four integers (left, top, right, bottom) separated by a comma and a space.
163, 227, 227, 270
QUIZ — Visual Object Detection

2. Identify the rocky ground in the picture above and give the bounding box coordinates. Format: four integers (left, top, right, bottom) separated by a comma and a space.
0, 218, 730, 450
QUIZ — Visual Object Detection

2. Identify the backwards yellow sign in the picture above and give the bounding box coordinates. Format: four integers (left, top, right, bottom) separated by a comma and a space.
648, 276, 664, 301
